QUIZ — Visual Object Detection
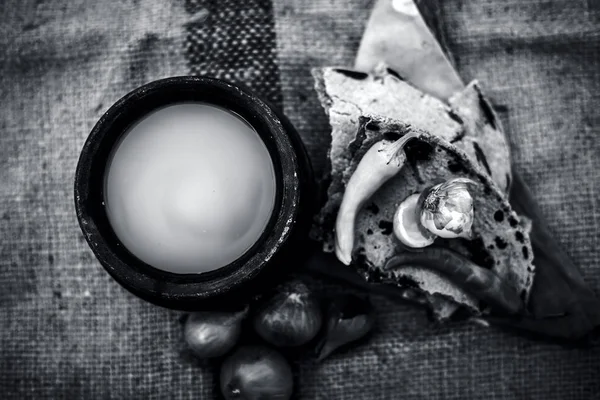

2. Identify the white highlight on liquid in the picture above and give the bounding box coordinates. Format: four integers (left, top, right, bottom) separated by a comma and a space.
104, 103, 277, 274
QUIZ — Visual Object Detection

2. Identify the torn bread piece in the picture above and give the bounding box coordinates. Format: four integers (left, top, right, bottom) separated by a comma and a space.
311, 65, 511, 211
448, 81, 512, 192
313, 113, 534, 316
311, 66, 528, 317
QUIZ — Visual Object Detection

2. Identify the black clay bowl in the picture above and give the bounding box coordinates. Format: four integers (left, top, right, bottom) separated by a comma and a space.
74, 76, 315, 310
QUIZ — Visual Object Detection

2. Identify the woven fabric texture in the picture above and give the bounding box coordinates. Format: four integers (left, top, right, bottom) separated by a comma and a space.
1, 0, 599, 399
185, 0, 282, 108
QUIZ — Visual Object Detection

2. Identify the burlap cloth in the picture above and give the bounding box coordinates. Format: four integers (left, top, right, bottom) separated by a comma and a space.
1, 0, 599, 398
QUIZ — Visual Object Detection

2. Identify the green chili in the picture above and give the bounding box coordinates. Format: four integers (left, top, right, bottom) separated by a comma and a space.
335, 132, 418, 265
384, 247, 523, 315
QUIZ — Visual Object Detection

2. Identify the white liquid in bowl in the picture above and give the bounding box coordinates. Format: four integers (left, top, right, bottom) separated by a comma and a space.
103, 103, 277, 274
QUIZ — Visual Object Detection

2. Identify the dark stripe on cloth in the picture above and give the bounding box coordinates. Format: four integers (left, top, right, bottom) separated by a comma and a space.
184, 0, 283, 109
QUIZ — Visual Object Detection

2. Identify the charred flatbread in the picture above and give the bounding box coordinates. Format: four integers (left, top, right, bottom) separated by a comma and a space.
311, 67, 533, 316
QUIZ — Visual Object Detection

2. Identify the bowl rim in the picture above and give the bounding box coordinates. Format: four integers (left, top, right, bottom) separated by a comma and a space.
74, 76, 306, 309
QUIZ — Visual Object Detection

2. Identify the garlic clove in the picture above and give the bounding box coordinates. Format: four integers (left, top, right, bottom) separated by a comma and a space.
393, 193, 435, 248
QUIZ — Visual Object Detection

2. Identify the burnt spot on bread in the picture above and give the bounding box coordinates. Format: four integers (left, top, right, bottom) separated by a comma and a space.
410, 168, 424, 184
522, 246, 529, 259
383, 131, 401, 141
492, 103, 509, 113
355, 261, 385, 284
505, 174, 511, 191
447, 154, 469, 174
447, 109, 464, 125
515, 231, 524, 243
450, 129, 466, 143
405, 140, 435, 163
386, 67, 404, 81
465, 237, 495, 269
448, 160, 464, 173
353, 252, 369, 269
405, 141, 435, 184
494, 237, 508, 249
349, 118, 369, 159
352, 248, 368, 275
488, 244, 495, 250
333, 68, 369, 80
472, 142, 492, 176
366, 203, 380, 214
395, 275, 420, 289
520, 289, 527, 304
366, 228, 374, 235
494, 210, 504, 222
365, 121, 380, 131
508, 216, 518, 227
478, 92, 497, 130
378, 220, 394, 235
478, 174, 488, 184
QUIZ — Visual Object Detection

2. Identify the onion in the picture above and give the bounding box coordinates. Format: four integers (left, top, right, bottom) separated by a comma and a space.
220, 345, 293, 400
183, 304, 248, 359
253, 279, 322, 347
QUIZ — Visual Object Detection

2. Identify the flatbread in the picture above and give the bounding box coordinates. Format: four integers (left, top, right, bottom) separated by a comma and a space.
311, 65, 511, 218
311, 67, 533, 316
448, 81, 512, 192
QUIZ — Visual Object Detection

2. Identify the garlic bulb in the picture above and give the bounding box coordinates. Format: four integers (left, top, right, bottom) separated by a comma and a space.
419, 178, 477, 239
